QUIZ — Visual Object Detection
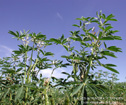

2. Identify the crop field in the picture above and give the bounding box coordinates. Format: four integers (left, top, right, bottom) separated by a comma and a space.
0, 11, 126, 105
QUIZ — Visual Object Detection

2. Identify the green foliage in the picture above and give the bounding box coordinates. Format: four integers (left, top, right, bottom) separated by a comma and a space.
0, 11, 125, 105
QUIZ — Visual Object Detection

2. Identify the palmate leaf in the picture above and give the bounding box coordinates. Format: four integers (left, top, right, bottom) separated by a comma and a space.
87, 84, 99, 97
88, 84, 108, 97
106, 14, 117, 21
70, 83, 84, 96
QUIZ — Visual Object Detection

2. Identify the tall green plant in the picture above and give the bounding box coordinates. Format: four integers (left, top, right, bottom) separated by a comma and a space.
51, 11, 122, 104
0, 30, 63, 104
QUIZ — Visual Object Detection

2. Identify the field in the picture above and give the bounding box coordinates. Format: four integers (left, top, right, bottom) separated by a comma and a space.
0, 12, 126, 105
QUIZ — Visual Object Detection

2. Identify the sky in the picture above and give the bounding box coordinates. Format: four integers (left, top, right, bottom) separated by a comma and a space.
0, 0, 126, 82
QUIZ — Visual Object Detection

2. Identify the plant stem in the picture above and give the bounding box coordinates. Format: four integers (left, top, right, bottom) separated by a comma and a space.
85, 57, 92, 82
24, 51, 28, 105
24, 52, 27, 83
83, 88, 87, 105
10, 91, 12, 105
27, 43, 35, 83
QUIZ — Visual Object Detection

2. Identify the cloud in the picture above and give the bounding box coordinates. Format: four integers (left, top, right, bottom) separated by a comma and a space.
38, 68, 68, 78
56, 12, 63, 20
0, 45, 13, 56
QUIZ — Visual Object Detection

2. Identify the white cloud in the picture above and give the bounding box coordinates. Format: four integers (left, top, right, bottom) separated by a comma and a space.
0, 45, 13, 56
56, 12, 63, 20
38, 68, 68, 78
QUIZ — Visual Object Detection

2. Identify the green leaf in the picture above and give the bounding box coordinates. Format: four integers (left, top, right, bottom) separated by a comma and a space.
2, 68, 16, 74
41, 57, 50, 61
113, 36, 122, 40
81, 42, 87, 47
107, 46, 122, 52
8, 31, 18, 37
87, 84, 99, 97
88, 33, 97, 40
44, 52, 54, 56
15, 86, 24, 101
62, 72, 70, 76
70, 37, 82, 41
3, 88, 10, 98
60, 34, 64, 40
73, 24, 80, 27
18, 45, 24, 49
71, 83, 84, 96
39, 49, 44, 55
91, 20, 99, 24
61, 55, 69, 59
63, 45, 68, 51
98, 32, 102, 39
106, 14, 115, 20
100, 37, 114, 40
104, 23, 111, 26
101, 51, 117, 58
76, 18, 84, 21
76, 16, 87, 21
105, 26, 113, 32
106, 14, 117, 22
17, 68, 23, 72
80, 21, 82, 26
13, 50, 22, 54
109, 19, 117, 21
62, 39, 67, 44
103, 65, 119, 74
104, 42, 107, 48
50, 38, 61, 44
105, 64, 117, 67
102, 14, 106, 19
69, 46, 74, 52
36, 34, 46, 39
99, 26, 104, 30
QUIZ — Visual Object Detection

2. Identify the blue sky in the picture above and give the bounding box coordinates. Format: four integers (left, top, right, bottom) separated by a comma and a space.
0, 0, 126, 82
